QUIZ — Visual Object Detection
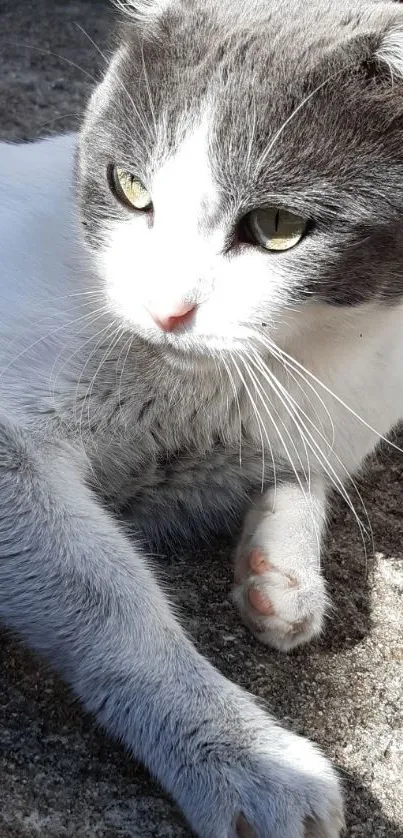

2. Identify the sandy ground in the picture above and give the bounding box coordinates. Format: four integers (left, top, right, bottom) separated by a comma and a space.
0, 1, 402, 835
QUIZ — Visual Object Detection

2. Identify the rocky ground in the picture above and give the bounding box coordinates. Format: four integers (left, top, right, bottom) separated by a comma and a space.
0, 1, 402, 835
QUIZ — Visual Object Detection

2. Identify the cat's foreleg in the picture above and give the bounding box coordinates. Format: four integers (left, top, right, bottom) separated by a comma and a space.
0, 424, 342, 837
233, 476, 328, 651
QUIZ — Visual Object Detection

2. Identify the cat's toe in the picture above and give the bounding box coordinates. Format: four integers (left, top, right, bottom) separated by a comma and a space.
232, 547, 327, 651
304, 810, 346, 838
235, 813, 257, 837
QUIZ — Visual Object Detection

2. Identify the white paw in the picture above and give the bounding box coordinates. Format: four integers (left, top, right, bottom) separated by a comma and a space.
179, 699, 344, 838
232, 546, 327, 651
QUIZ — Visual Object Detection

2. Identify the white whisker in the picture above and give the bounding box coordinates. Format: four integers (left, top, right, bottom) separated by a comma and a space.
256, 68, 347, 172
230, 354, 268, 493
9, 41, 99, 85
140, 39, 158, 141
240, 352, 316, 530
221, 355, 243, 468
48, 307, 113, 400
83, 322, 125, 451
249, 331, 374, 556
248, 347, 372, 553
270, 336, 403, 458
116, 333, 135, 434
75, 23, 153, 145
0, 305, 111, 386
73, 320, 119, 444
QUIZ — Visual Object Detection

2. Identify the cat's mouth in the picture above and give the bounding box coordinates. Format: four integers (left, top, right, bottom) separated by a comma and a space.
135, 317, 264, 367
144, 325, 237, 357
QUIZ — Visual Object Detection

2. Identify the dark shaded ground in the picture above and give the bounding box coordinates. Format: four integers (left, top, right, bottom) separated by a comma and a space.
0, 1, 402, 835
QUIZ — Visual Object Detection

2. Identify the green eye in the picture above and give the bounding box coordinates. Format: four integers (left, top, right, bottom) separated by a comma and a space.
111, 166, 152, 211
243, 207, 308, 251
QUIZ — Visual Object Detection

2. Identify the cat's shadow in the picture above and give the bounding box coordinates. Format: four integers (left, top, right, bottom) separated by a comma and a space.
322, 426, 403, 652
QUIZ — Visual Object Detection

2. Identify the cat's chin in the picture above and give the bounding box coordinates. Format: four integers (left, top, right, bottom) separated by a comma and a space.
143, 330, 236, 367
127, 319, 254, 361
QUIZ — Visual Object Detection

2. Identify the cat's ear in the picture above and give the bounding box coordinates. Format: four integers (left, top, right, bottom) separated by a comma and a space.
343, 21, 403, 89
376, 27, 403, 80
114, 0, 173, 27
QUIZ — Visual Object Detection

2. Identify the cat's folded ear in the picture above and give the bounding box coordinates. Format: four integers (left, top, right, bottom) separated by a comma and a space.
336, 17, 403, 95
113, 0, 173, 29
376, 26, 403, 80
347, 7, 403, 84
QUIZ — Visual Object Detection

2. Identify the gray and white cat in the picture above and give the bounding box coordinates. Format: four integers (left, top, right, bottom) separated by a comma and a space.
2, 0, 403, 834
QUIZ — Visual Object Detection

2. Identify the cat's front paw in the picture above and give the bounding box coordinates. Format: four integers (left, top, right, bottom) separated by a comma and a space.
232, 545, 327, 651
177, 702, 344, 838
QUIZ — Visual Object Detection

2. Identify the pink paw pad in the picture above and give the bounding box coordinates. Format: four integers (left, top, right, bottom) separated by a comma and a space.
248, 548, 270, 575
244, 550, 276, 615
233, 541, 326, 650
247, 586, 275, 616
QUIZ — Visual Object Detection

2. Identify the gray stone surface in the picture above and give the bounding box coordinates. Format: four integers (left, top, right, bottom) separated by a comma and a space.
0, 1, 402, 835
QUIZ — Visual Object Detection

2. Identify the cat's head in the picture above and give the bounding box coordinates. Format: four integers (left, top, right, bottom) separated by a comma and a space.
77, 0, 403, 359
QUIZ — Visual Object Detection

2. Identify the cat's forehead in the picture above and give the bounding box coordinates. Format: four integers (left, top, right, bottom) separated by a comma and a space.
114, 0, 402, 145
104, 1, 400, 210
119, 0, 390, 42
79, 0, 403, 229
119, 0, 396, 77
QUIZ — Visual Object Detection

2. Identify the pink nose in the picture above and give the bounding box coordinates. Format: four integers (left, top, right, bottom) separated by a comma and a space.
151, 302, 196, 332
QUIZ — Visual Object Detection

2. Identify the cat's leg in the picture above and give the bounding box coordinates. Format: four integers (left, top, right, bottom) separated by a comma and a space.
233, 476, 328, 651
0, 421, 343, 838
